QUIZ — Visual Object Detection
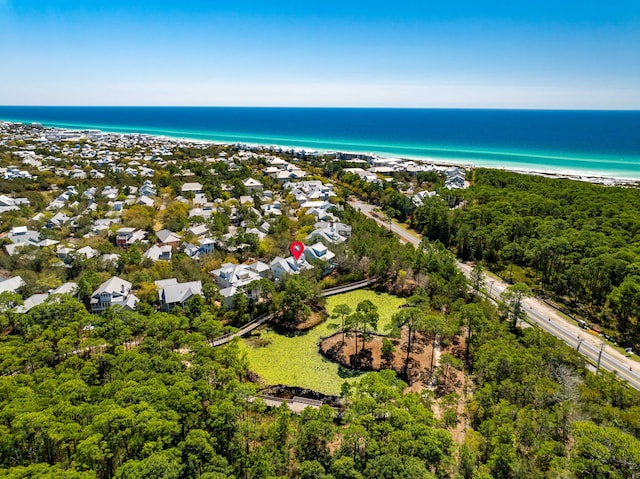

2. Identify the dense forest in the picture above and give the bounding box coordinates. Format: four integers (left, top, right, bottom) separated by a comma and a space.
324, 163, 640, 348
412, 169, 640, 347
2, 278, 640, 477
1, 205, 639, 478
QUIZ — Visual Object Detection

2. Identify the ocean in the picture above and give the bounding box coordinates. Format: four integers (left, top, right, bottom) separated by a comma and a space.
0, 106, 639, 179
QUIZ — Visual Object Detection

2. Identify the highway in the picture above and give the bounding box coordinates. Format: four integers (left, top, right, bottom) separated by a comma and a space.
350, 199, 640, 390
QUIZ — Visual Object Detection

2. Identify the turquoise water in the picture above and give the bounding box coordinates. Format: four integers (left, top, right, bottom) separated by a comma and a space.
1, 107, 639, 179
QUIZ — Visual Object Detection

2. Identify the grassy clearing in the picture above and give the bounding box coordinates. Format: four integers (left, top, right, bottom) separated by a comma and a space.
239, 289, 406, 395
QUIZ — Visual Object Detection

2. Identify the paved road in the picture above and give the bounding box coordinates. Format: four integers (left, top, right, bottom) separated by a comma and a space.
350, 199, 640, 390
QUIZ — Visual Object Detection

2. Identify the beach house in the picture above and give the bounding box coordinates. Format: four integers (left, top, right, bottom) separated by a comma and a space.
90, 277, 139, 313
155, 278, 204, 312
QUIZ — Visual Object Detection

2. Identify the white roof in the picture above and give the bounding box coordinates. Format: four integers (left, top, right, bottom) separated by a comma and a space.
181, 182, 203, 191
0, 276, 25, 293
154, 278, 178, 289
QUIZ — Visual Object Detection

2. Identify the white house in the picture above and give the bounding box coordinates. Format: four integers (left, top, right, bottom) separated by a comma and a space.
212, 261, 270, 290
211, 261, 270, 309
139, 180, 157, 197
412, 190, 438, 207
0, 195, 29, 214
136, 196, 155, 207
304, 242, 337, 277
307, 226, 346, 245
186, 224, 209, 238
181, 182, 203, 194
90, 276, 138, 313
155, 278, 204, 312
101, 186, 119, 199
76, 246, 100, 260
261, 202, 282, 216
46, 212, 71, 230
270, 256, 313, 281
242, 177, 263, 194
8, 226, 40, 245
144, 244, 173, 262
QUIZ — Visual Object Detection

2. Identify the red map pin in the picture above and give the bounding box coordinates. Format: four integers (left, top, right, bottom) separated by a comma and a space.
290, 241, 305, 261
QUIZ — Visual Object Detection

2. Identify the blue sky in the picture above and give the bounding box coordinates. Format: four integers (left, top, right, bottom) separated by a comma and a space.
1, 1, 639, 108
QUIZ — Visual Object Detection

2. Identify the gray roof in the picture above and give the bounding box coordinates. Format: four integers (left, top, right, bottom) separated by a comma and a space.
157, 280, 203, 305
17, 282, 77, 313
92, 276, 132, 296
219, 285, 238, 299
156, 229, 181, 244
187, 224, 208, 237
8, 229, 40, 245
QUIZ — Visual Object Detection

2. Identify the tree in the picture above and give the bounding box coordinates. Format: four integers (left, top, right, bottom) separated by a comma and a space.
160, 201, 189, 231
459, 303, 486, 364
180, 429, 218, 478
0, 292, 22, 332
437, 353, 463, 394
356, 300, 379, 351
571, 421, 640, 479
295, 406, 335, 468
470, 261, 486, 296
248, 278, 276, 315
333, 303, 352, 344
275, 275, 316, 328
389, 307, 426, 376
499, 283, 532, 331
299, 460, 331, 479
421, 314, 448, 373
345, 300, 379, 356
607, 275, 640, 333
76, 270, 102, 308
363, 453, 435, 479
381, 338, 395, 364
332, 456, 363, 479
115, 448, 183, 479
121, 205, 155, 230
345, 311, 365, 356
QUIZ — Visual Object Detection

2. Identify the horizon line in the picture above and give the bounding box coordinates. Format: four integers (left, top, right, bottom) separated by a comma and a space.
1, 105, 640, 112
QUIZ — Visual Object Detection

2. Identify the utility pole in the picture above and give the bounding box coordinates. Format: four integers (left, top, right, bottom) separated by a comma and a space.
596, 343, 605, 373
489, 280, 495, 298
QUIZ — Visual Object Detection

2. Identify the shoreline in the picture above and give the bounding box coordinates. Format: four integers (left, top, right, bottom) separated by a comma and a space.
3, 119, 639, 187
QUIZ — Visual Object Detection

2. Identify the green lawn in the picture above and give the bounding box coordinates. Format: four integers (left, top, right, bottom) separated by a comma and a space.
238, 289, 406, 395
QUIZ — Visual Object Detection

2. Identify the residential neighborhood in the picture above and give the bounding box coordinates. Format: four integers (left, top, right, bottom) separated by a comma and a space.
0, 120, 456, 324
0, 122, 366, 320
